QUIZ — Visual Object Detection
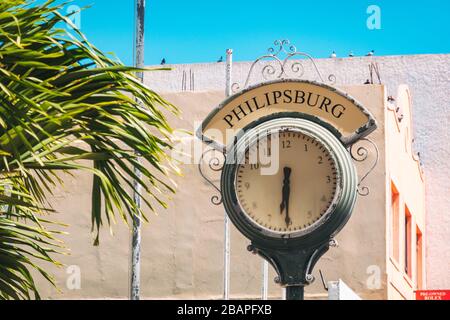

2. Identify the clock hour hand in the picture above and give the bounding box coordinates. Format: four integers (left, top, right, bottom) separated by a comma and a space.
280, 167, 292, 227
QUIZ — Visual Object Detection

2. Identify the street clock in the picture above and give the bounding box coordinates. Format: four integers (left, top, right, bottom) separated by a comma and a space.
222, 118, 357, 249
198, 78, 377, 299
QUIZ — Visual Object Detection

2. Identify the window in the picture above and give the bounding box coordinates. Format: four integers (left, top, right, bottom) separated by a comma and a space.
405, 206, 412, 278
391, 182, 400, 262
416, 227, 423, 289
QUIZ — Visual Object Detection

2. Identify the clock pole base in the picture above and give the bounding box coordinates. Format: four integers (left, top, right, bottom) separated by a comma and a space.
248, 239, 331, 300
286, 286, 305, 300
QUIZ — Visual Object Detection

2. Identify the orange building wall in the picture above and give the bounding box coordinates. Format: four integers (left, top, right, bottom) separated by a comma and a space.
385, 85, 426, 300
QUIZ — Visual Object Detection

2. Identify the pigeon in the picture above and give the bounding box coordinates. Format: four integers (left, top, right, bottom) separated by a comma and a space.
349, 51, 354, 57
366, 50, 375, 56
161, 58, 166, 65
217, 56, 223, 63
330, 51, 337, 58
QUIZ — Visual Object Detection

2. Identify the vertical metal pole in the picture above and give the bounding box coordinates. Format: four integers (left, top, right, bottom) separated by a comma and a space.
261, 260, 269, 300
130, 0, 145, 301
286, 286, 305, 300
223, 49, 233, 300
225, 49, 232, 96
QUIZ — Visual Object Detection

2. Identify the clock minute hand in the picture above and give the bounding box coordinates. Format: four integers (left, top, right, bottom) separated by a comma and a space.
284, 167, 292, 227
280, 167, 292, 227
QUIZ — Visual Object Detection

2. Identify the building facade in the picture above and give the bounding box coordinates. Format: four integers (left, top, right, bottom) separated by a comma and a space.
37, 54, 448, 299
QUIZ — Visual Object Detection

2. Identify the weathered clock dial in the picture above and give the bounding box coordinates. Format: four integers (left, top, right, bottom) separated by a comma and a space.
236, 130, 338, 234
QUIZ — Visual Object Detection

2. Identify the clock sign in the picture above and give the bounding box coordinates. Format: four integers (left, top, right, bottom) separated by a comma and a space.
197, 79, 377, 299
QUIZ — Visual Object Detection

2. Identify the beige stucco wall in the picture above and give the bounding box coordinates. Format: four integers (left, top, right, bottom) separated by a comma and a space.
146, 54, 450, 290
35, 84, 392, 300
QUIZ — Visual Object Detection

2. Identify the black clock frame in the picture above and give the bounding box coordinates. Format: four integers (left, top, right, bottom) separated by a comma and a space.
221, 116, 358, 299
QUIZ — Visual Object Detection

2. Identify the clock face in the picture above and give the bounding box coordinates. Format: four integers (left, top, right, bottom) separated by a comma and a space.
235, 130, 339, 235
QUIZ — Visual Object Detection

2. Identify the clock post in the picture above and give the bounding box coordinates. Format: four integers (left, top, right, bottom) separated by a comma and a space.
197, 40, 378, 300
246, 233, 336, 300
287, 287, 304, 300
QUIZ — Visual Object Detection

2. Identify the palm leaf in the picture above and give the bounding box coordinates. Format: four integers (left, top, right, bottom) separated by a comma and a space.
0, 0, 179, 299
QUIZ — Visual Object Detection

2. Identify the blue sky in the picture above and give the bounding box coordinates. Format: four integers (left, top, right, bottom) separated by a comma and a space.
39, 0, 450, 66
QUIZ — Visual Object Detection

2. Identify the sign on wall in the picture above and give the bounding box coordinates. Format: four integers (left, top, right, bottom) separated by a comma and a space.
416, 290, 450, 300
198, 79, 377, 149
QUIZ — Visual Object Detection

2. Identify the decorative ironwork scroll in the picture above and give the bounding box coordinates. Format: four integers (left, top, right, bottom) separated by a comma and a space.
349, 138, 379, 196
232, 39, 336, 93
198, 148, 226, 205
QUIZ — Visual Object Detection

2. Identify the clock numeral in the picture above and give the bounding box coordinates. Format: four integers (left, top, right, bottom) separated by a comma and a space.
282, 140, 291, 149
307, 211, 312, 219
318, 156, 323, 164
245, 182, 250, 189
250, 164, 260, 170
304, 144, 308, 152
252, 202, 257, 209
326, 176, 331, 183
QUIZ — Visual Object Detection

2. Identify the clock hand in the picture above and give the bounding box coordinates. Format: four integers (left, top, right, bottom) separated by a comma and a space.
280, 171, 287, 214
280, 167, 292, 227
284, 167, 291, 227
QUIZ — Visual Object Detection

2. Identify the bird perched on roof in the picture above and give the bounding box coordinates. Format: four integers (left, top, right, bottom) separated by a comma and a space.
348, 51, 354, 57
366, 50, 375, 56
217, 56, 223, 63
330, 51, 337, 58
161, 58, 166, 65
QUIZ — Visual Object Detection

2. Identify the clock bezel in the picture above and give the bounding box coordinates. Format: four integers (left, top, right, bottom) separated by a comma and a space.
234, 128, 341, 238
221, 117, 358, 249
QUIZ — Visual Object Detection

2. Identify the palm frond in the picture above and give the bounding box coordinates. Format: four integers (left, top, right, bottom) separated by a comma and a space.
0, 0, 179, 299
